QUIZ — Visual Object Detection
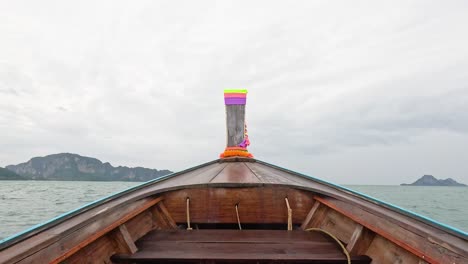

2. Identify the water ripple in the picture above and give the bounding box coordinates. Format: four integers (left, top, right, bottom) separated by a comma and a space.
0, 181, 136, 240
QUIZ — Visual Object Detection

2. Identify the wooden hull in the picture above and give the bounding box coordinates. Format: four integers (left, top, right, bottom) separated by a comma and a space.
0, 158, 467, 264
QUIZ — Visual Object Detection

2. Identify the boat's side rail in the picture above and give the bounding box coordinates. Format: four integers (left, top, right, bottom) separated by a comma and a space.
0, 195, 174, 264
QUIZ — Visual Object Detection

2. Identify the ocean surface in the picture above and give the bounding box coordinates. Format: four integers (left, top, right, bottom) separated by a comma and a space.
0, 181, 467, 241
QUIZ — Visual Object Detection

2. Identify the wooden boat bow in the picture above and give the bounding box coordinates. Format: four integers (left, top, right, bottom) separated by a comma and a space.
0, 90, 467, 263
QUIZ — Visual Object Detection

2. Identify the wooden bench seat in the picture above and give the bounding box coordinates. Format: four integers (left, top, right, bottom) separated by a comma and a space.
111, 230, 371, 264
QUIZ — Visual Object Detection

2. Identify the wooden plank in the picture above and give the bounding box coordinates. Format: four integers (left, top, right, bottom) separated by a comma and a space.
318, 208, 358, 244
163, 187, 314, 224
346, 224, 376, 255
13, 197, 156, 264
124, 210, 153, 242
65, 234, 118, 264
138, 230, 334, 243
129, 242, 342, 258
48, 197, 163, 264
112, 224, 138, 254
112, 230, 372, 263
148, 203, 178, 231
1, 199, 151, 264
315, 196, 468, 264
113, 249, 371, 264
366, 235, 422, 264
307, 204, 329, 228
150, 205, 169, 230
225, 104, 245, 146
346, 224, 363, 252
156, 202, 178, 229
152, 162, 227, 186
210, 162, 261, 183
301, 200, 321, 229
246, 162, 305, 184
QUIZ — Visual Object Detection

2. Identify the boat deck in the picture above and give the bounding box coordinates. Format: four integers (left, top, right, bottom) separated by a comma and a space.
111, 229, 372, 263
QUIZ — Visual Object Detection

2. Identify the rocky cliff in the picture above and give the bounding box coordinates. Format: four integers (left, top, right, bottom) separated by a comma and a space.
401, 175, 466, 186
5, 153, 173, 181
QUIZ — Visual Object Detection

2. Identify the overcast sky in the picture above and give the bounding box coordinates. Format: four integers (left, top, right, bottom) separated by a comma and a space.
1, 1, 467, 184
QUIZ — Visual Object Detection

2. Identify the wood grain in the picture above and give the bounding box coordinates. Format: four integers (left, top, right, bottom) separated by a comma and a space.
112, 224, 138, 254
162, 186, 315, 224
346, 224, 376, 255
318, 208, 358, 244
210, 162, 260, 183
307, 203, 329, 228
10, 198, 155, 264
225, 104, 245, 147
125, 210, 153, 242
301, 200, 321, 230
315, 196, 468, 264
65, 234, 117, 264
111, 230, 372, 263
156, 202, 178, 229
366, 235, 421, 264
48, 197, 162, 264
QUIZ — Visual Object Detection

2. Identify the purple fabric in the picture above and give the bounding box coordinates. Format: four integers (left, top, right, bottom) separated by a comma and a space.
225, 97, 247, 105
239, 137, 250, 148
239, 140, 247, 148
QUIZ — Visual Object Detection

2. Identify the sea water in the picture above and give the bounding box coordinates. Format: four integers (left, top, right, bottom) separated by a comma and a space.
0, 181, 136, 240
0, 181, 467, 240
347, 185, 468, 232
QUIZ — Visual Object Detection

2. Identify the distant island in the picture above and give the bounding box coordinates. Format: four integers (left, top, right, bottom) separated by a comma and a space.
2, 153, 173, 182
0, 167, 26, 180
401, 175, 466, 186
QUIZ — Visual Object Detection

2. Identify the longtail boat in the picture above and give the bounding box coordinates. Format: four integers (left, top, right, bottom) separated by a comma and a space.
1, 90, 467, 264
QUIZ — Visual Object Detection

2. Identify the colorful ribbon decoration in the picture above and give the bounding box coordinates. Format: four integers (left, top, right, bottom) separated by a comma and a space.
224, 89, 247, 105
239, 123, 250, 148
220, 89, 253, 159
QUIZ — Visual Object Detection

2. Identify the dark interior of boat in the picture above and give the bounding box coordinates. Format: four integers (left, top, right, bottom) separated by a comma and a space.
107, 185, 372, 264
111, 229, 371, 264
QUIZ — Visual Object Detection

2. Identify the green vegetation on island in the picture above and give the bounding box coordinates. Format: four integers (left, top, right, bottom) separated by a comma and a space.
4, 153, 173, 182
0, 167, 26, 180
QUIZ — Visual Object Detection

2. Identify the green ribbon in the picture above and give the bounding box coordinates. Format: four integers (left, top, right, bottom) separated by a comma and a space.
224, 89, 248, 93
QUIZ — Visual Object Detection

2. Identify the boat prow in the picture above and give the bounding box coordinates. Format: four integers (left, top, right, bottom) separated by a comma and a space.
1, 90, 467, 263
0, 157, 467, 263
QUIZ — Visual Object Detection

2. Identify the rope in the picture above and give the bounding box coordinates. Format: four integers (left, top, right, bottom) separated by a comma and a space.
305, 228, 351, 264
285, 198, 292, 231
186, 198, 192, 230
235, 204, 242, 230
